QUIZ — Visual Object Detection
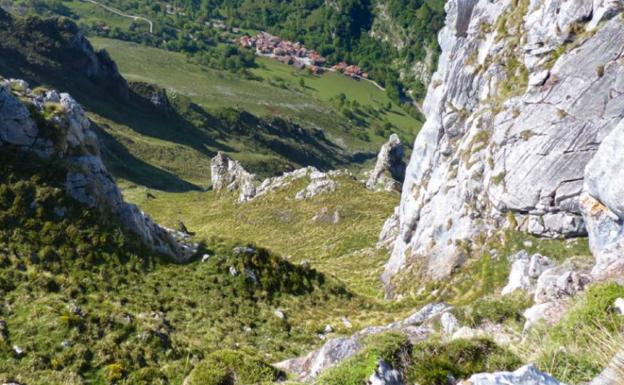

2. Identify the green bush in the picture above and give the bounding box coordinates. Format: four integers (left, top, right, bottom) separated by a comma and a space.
185, 350, 281, 385
318, 331, 410, 385
408, 338, 521, 385
462, 292, 533, 327
530, 283, 624, 383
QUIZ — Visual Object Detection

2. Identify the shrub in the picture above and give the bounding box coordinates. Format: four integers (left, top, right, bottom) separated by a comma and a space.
318, 331, 411, 385
185, 350, 281, 385
526, 283, 624, 383
407, 338, 522, 385
105, 363, 124, 383
461, 292, 533, 327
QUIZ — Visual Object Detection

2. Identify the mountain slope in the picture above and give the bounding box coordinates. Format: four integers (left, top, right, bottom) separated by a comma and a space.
0, 9, 420, 190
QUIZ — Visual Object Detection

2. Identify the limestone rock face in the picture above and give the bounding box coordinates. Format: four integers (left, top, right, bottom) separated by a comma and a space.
366, 134, 406, 192
275, 303, 451, 381
580, 120, 624, 281
210, 152, 257, 203
377, 207, 401, 249
0, 83, 39, 147
0, 78, 196, 261
381, 0, 624, 288
457, 364, 565, 385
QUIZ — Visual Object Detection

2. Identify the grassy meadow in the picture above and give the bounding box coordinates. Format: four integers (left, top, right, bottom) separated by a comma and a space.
90, 37, 422, 152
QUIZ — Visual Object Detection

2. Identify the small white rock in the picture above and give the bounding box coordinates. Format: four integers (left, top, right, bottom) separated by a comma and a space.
274, 310, 285, 320
12, 345, 25, 356
324, 324, 334, 333
201, 254, 211, 262
341, 317, 353, 328
441, 312, 460, 336
229, 266, 238, 276
614, 298, 624, 315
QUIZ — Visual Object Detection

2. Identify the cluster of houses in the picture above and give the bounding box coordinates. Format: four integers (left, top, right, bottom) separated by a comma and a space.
330, 62, 368, 79
239, 32, 326, 73
239, 32, 367, 78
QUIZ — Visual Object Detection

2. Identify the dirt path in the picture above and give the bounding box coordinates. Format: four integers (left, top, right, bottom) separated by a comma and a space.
83, 0, 154, 33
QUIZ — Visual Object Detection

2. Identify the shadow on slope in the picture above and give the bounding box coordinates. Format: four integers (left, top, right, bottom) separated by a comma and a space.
0, 9, 367, 188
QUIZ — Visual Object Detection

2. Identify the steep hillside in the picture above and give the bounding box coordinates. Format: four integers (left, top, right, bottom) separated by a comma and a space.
0, 75, 397, 385
0, 9, 420, 190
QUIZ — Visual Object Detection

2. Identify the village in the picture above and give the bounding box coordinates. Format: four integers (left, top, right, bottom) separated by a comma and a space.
239, 32, 368, 79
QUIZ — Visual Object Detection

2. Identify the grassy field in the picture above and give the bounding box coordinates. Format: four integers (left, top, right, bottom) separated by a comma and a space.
64, 0, 141, 31
90, 37, 422, 152
122, 175, 399, 300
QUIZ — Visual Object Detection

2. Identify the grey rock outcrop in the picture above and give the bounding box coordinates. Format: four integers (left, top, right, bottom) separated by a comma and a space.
589, 350, 624, 385
275, 303, 451, 381
210, 161, 350, 203
0, 78, 196, 261
457, 364, 565, 385
580, 120, 624, 281
440, 312, 460, 337
377, 207, 400, 249
368, 360, 404, 385
366, 134, 406, 192
210, 152, 257, 202
381, 0, 624, 288
523, 257, 593, 330
295, 170, 338, 200
501, 251, 553, 296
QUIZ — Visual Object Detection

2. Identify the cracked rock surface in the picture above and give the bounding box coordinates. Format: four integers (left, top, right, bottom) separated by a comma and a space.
381, 0, 624, 290
366, 133, 406, 192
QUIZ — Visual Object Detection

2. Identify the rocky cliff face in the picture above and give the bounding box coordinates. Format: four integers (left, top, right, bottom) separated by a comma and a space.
382, 0, 624, 288
0, 77, 195, 261
366, 133, 406, 192
581, 119, 624, 281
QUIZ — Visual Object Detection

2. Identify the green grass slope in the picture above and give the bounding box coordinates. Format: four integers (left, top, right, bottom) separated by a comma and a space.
0, 149, 384, 384
123, 174, 399, 300
90, 36, 422, 151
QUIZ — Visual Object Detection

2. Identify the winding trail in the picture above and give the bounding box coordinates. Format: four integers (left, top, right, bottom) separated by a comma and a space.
82, 0, 154, 33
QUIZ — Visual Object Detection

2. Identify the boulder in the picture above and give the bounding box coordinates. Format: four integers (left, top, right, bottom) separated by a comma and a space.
501, 251, 553, 296
368, 360, 404, 385
589, 350, 624, 385
366, 134, 406, 192
295, 170, 337, 200
441, 312, 460, 336
614, 298, 624, 315
533, 269, 591, 305
523, 258, 592, 330
580, 120, 624, 281
275, 303, 450, 381
457, 364, 565, 385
